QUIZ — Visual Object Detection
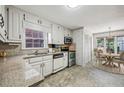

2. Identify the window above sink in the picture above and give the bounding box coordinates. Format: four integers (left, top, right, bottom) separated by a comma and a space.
22, 21, 48, 49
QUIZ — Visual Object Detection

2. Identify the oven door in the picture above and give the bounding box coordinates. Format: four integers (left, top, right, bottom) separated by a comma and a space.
69, 52, 76, 67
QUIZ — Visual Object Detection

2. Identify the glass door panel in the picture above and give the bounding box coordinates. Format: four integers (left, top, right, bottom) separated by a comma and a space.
117, 36, 124, 53
97, 38, 104, 47
106, 38, 114, 53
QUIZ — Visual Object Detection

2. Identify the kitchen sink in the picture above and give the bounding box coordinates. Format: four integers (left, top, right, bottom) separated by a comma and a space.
23, 53, 50, 59
28, 53, 48, 56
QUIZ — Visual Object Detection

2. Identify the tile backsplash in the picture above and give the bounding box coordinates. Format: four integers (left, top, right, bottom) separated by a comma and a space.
0, 42, 48, 56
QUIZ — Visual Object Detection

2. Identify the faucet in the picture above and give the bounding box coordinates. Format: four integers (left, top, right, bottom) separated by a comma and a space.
34, 50, 39, 55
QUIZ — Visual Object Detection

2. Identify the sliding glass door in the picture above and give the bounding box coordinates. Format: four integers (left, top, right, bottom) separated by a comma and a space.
106, 38, 114, 53
96, 36, 124, 54
117, 36, 124, 53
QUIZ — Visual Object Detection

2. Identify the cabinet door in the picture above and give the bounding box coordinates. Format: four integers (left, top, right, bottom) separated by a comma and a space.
52, 24, 64, 44
65, 29, 72, 37
63, 52, 68, 68
24, 13, 38, 25
68, 30, 72, 37
64, 28, 68, 37
31, 64, 43, 77
52, 24, 59, 44
43, 60, 52, 76
7, 7, 22, 42
24, 13, 51, 28
59, 26, 64, 44
0, 5, 6, 42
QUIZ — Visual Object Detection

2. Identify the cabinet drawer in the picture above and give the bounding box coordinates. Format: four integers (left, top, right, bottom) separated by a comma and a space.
43, 60, 52, 63
42, 55, 53, 61
29, 57, 42, 63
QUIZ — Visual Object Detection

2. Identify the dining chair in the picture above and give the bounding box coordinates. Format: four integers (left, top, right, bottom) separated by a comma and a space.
113, 52, 124, 71
96, 49, 106, 64
93, 48, 98, 62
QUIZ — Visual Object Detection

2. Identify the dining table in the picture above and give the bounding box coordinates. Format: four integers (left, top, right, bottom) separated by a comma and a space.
100, 53, 120, 67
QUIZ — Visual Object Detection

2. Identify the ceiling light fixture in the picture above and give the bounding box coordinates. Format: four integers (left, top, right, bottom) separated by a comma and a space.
67, 5, 78, 8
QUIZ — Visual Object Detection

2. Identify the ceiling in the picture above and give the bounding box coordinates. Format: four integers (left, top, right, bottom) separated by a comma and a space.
15, 5, 124, 30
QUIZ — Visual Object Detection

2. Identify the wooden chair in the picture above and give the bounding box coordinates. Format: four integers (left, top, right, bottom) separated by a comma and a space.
93, 48, 98, 62
113, 52, 124, 71
94, 49, 106, 64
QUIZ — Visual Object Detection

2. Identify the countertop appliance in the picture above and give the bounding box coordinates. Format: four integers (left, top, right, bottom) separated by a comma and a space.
64, 36, 72, 44
53, 53, 64, 73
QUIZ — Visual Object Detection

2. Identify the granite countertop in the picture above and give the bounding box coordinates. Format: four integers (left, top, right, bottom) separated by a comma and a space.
0, 55, 43, 87
0, 51, 68, 87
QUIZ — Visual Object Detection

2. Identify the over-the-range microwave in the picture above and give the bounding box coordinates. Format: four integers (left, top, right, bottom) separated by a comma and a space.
64, 36, 72, 44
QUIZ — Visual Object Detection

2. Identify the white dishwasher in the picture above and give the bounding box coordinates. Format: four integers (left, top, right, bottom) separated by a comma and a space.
53, 53, 64, 73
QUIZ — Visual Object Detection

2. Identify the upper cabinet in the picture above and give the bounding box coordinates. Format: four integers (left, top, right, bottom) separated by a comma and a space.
51, 24, 64, 44
23, 13, 51, 28
0, 5, 6, 42
2, 6, 72, 45
64, 28, 72, 37
6, 6, 23, 42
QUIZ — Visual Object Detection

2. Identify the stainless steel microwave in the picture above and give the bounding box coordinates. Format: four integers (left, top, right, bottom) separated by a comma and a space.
64, 37, 72, 44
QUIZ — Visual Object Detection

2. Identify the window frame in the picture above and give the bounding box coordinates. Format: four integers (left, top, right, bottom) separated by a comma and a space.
22, 21, 48, 50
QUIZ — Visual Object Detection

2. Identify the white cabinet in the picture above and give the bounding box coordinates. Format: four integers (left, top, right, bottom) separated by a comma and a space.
43, 60, 53, 76
42, 55, 53, 76
0, 5, 6, 42
23, 13, 51, 28
7, 6, 23, 42
31, 64, 43, 77
64, 28, 72, 37
51, 24, 64, 44
59, 26, 64, 44
28, 57, 44, 79
51, 24, 59, 44
28, 55, 53, 78
63, 52, 68, 68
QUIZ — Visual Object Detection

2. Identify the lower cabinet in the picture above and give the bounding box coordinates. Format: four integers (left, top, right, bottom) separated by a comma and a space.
42, 60, 53, 77
28, 55, 53, 80
31, 64, 43, 77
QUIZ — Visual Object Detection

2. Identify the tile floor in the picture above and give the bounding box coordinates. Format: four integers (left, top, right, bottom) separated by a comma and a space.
37, 63, 124, 87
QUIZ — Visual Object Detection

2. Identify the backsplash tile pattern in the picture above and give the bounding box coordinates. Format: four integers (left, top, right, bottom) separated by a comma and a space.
0, 42, 48, 56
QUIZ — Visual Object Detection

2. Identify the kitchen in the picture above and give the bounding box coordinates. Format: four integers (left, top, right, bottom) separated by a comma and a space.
1, 4, 124, 88
0, 5, 92, 87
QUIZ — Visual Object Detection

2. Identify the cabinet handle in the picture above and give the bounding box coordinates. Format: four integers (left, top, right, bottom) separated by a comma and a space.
37, 20, 39, 23
41, 63, 45, 67
40, 20, 42, 24
19, 35, 21, 39
23, 14, 25, 20
4, 30, 7, 36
